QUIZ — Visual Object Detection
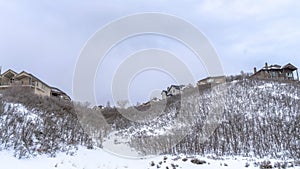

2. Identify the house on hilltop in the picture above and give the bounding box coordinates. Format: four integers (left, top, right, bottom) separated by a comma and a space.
251, 63, 299, 81
0, 68, 71, 101
197, 76, 226, 86
161, 85, 185, 99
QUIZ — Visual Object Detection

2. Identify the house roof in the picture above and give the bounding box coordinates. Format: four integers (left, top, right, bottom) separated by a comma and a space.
51, 87, 68, 95
1, 69, 18, 78
161, 90, 167, 94
15, 71, 51, 88
198, 76, 226, 83
282, 63, 297, 70
252, 67, 281, 77
14, 71, 33, 79
51, 87, 71, 100
167, 85, 185, 92
263, 64, 281, 70
169, 85, 185, 90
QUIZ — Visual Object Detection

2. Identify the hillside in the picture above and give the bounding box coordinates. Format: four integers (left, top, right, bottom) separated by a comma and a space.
103, 79, 300, 159
0, 79, 300, 168
0, 87, 93, 159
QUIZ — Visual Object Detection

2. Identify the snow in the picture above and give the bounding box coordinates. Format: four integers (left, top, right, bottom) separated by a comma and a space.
1, 147, 299, 169
102, 131, 141, 158
4, 103, 41, 123
257, 83, 273, 89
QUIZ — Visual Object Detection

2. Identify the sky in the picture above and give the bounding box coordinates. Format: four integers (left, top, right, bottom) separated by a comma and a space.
1, 0, 300, 105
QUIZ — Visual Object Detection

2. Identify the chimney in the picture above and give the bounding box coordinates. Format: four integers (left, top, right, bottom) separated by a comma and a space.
254, 67, 257, 74
0, 66, 2, 75
265, 62, 268, 69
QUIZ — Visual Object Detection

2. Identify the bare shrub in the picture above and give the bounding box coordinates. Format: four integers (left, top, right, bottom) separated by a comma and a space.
0, 86, 94, 158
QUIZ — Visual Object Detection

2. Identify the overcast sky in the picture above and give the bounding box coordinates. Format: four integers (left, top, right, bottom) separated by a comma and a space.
1, 0, 300, 105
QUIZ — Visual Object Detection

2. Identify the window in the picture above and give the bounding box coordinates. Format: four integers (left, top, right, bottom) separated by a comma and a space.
271, 72, 277, 78
286, 72, 293, 78
207, 79, 214, 83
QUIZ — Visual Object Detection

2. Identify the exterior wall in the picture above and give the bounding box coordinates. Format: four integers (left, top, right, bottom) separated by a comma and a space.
198, 76, 226, 86
214, 77, 226, 84
198, 80, 207, 85
253, 69, 295, 81
0, 86, 8, 93
18, 77, 31, 85
34, 81, 51, 97
169, 87, 181, 95
254, 71, 271, 79
282, 69, 294, 80
161, 92, 167, 99
161, 86, 183, 99
0, 76, 11, 85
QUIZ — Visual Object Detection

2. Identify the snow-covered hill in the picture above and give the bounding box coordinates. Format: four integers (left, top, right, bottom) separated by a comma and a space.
103, 79, 300, 159
0, 79, 300, 169
0, 91, 92, 159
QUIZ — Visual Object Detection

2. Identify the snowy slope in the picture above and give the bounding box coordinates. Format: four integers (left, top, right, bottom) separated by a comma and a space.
0, 99, 91, 159
1, 79, 300, 168
1, 147, 299, 169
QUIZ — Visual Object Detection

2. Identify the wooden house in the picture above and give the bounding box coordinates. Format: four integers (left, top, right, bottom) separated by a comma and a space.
197, 76, 226, 86
0, 68, 71, 100
161, 85, 185, 99
251, 63, 299, 81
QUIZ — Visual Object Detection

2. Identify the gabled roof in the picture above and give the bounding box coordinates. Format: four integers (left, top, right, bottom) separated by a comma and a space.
161, 90, 168, 94
161, 90, 173, 97
1, 69, 18, 78
282, 63, 297, 70
14, 71, 33, 79
1, 69, 52, 88
264, 64, 281, 70
15, 71, 51, 88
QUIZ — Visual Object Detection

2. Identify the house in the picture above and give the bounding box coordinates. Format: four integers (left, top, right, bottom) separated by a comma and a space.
0, 68, 71, 100
161, 85, 185, 99
251, 63, 299, 81
0, 69, 52, 97
197, 76, 226, 86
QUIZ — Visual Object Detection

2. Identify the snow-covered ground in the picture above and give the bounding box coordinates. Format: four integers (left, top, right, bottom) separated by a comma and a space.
102, 131, 141, 158
1, 146, 299, 169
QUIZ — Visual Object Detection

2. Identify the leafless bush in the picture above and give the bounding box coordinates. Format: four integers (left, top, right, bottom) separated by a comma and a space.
0, 86, 94, 158
74, 102, 111, 147
117, 79, 300, 159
